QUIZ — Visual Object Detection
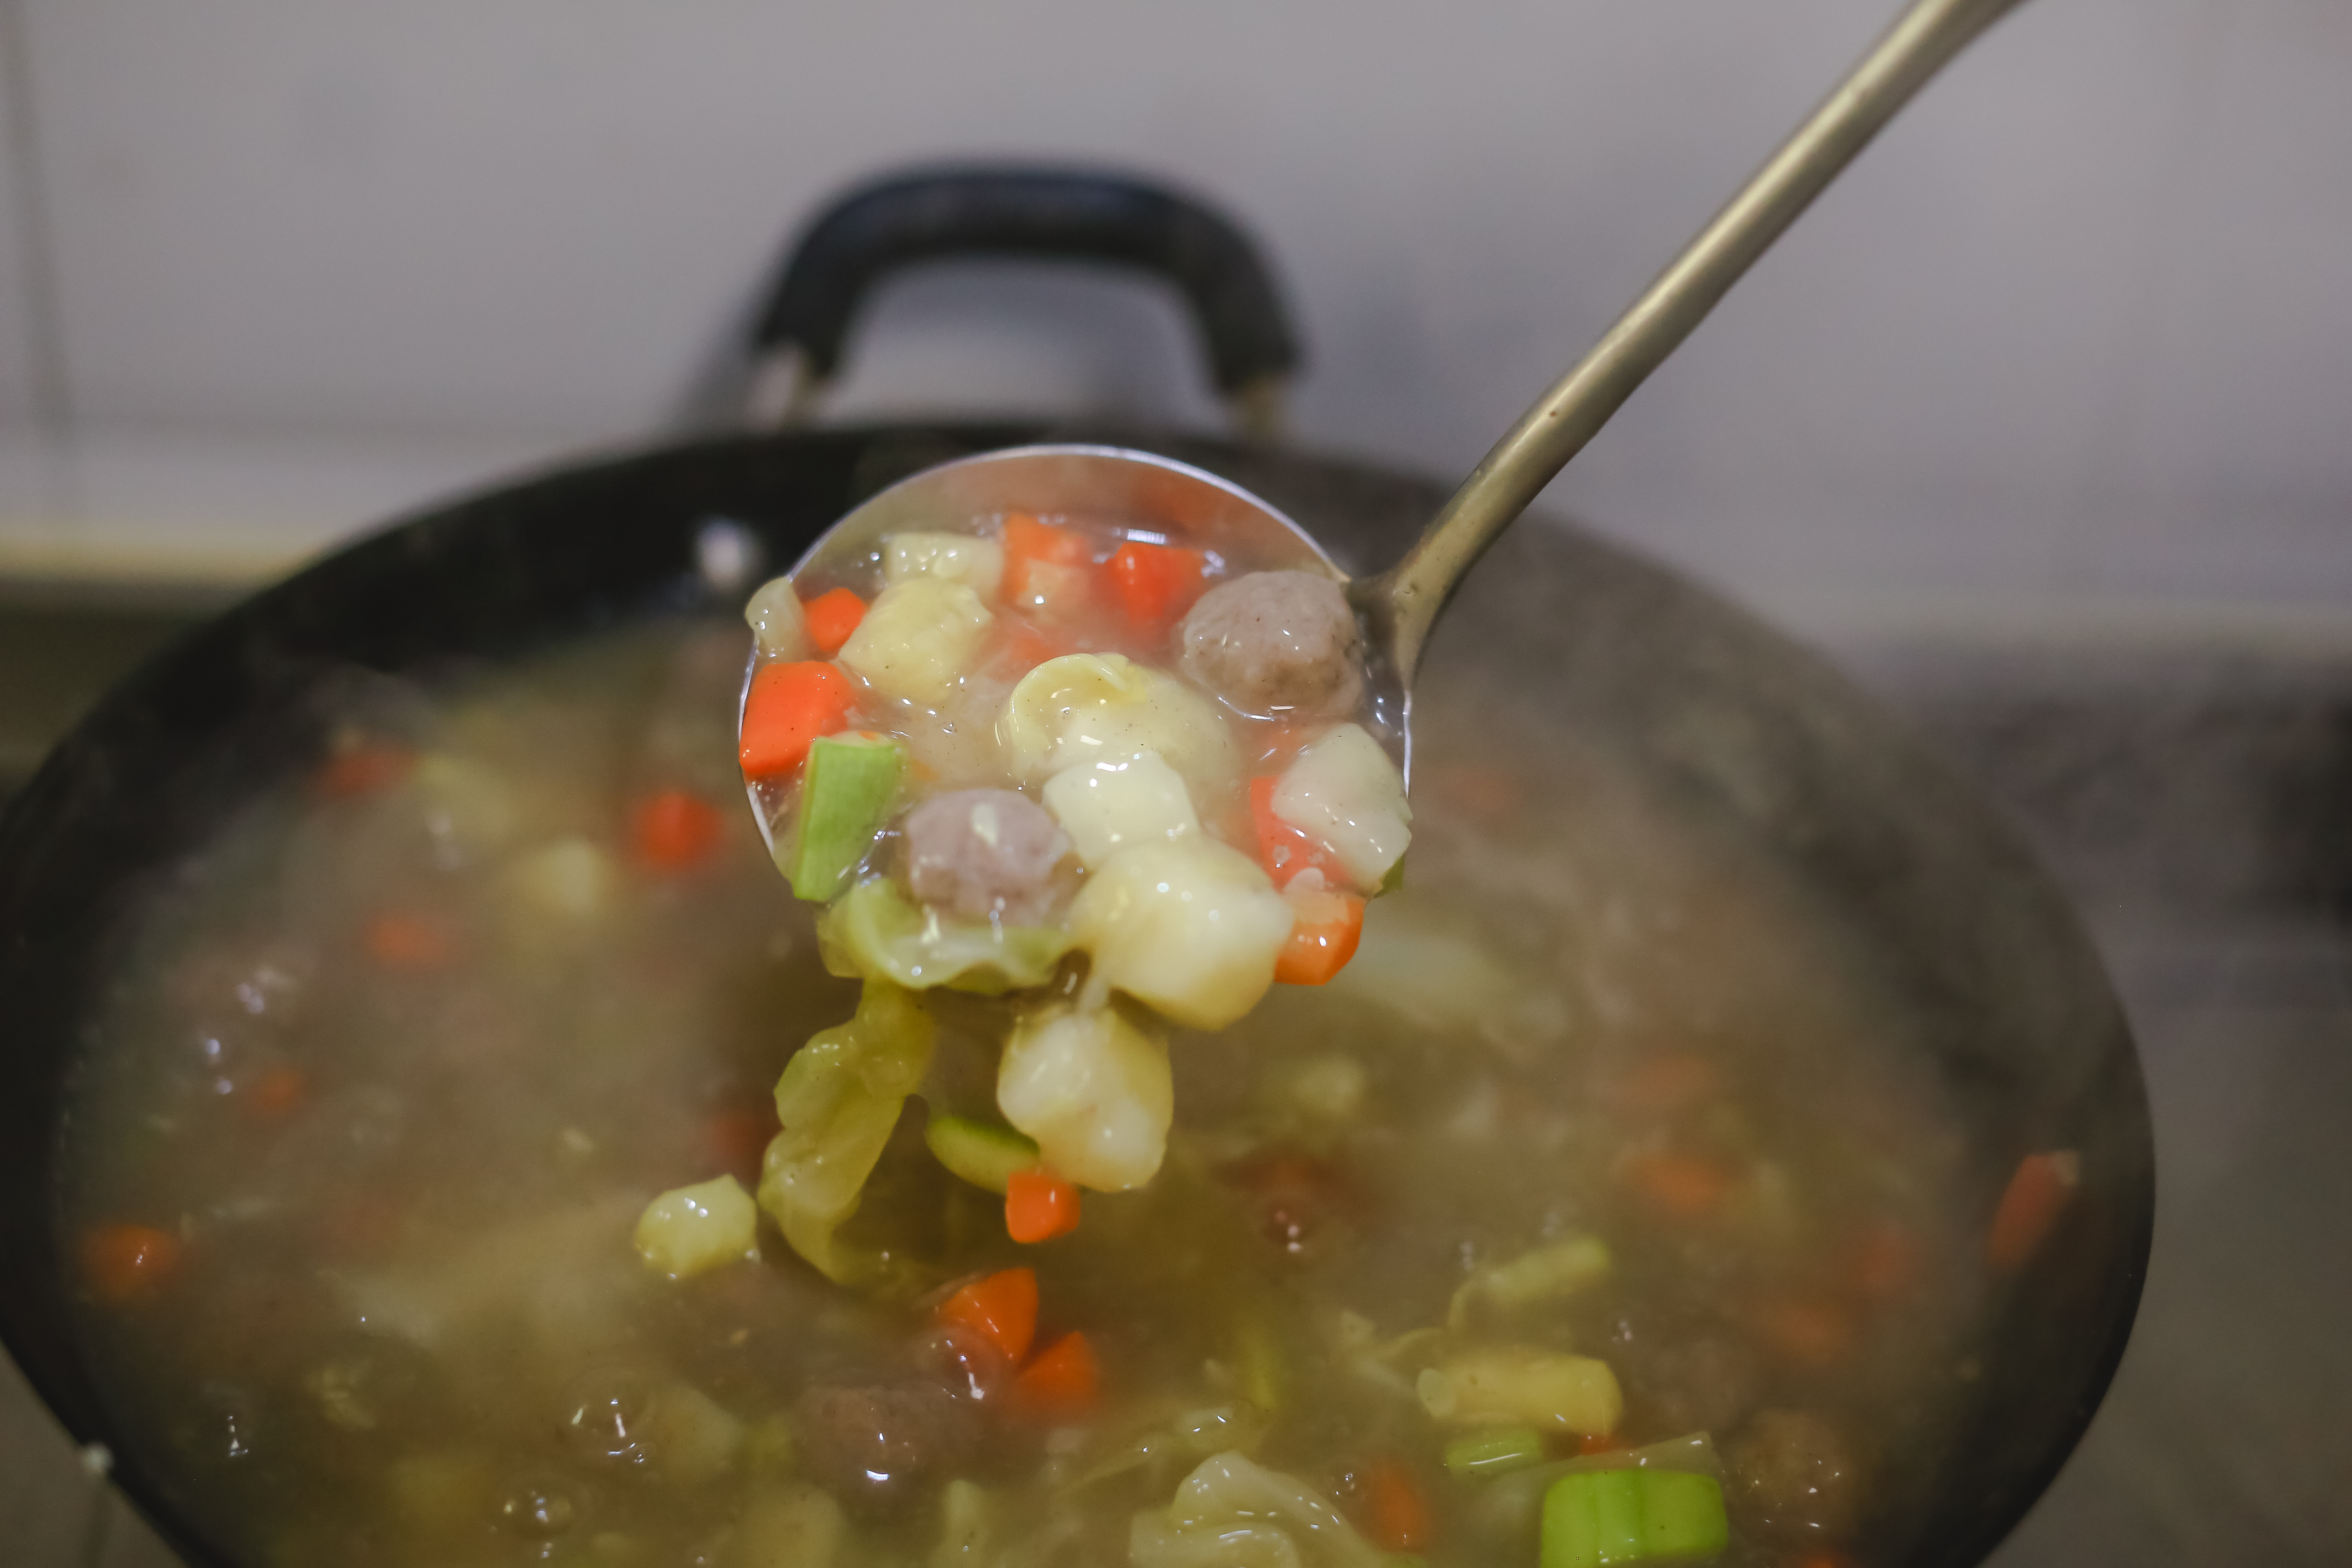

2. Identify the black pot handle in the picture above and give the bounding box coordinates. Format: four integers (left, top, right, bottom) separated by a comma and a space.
744, 165, 1301, 438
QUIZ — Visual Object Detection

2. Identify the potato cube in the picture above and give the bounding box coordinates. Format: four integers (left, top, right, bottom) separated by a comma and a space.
1041, 752, 1200, 869
884, 532, 1006, 602
1066, 839, 1292, 1029
634, 1174, 759, 1278
1272, 723, 1412, 889
997, 1006, 1173, 1191
838, 579, 994, 705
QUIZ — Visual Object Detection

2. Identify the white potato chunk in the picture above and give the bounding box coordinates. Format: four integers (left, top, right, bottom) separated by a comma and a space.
838, 579, 994, 706
509, 837, 620, 925
1041, 752, 1200, 869
1271, 723, 1412, 890
1415, 1348, 1622, 1435
646, 1382, 746, 1483
733, 1483, 846, 1568
744, 576, 812, 661
884, 532, 1006, 603
1067, 839, 1293, 1030
634, 1174, 760, 1277
1000, 654, 1237, 791
997, 1006, 1173, 1190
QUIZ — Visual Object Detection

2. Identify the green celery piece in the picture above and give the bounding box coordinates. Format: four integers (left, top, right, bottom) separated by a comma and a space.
787, 733, 904, 903
757, 981, 935, 1283
925, 1112, 1041, 1194
1540, 1470, 1729, 1568
817, 877, 1070, 995
1444, 1426, 1547, 1479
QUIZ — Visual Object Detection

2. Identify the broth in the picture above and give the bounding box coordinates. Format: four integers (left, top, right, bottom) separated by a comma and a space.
59, 613, 1985, 1568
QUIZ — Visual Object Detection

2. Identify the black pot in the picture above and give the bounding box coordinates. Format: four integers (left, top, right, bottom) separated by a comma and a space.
0, 168, 2151, 1567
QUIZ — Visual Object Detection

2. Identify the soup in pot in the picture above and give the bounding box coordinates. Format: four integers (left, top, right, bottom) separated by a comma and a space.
55, 604, 2044, 1568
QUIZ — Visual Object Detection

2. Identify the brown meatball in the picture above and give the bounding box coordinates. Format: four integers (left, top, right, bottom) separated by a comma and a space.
794, 1381, 980, 1517
1179, 570, 1363, 719
1624, 1332, 1761, 1437
1722, 1408, 1861, 1545
903, 789, 1069, 924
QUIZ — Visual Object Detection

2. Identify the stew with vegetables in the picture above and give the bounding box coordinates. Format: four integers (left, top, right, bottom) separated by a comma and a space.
719, 506, 1407, 1284
55, 593, 2067, 1567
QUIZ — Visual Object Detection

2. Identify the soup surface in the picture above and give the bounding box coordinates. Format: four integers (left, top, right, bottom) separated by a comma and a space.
59, 612, 1989, 1568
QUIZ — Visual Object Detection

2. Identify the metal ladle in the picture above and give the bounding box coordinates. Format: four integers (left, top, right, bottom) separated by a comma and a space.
747, 0, 2029, 797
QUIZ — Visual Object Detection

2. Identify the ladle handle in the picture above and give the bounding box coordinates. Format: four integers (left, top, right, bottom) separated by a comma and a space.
1365, 0, 2031, 679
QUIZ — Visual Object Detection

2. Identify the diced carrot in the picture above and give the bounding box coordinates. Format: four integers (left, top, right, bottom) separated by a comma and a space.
1274, 887, 1365, 985
1249, 775, 1343, 890
244, 1066, 308, 1124
1846, 1217, 1920, 1302
1621, 1150, 1733, 1222
1758, 1295, 1856, 1368
801, 587, 867, 655
937, 1267, 1040, 1366
703, 1107, 775, 1185
1012, 1330, 1099, 1418
1613, 1053, 1718, 1116
316, 744, 414, 799
1358, 1457, 1433, 1552
82, 1223, 182, 1303
1106, 540, 1210, 633
1986, 1149, 2082, 1274
1005, 1167, 1081, 1244
1002, 514, 1097, 617
631, 788, 725, 872
738, 661, 857, 779
366, 913, 452, 971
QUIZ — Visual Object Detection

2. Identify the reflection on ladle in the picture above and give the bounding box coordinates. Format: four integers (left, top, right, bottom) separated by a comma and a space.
743, 0, 2030, 785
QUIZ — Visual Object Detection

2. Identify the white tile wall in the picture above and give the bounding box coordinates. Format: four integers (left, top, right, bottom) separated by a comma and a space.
0, 0, 2348, 637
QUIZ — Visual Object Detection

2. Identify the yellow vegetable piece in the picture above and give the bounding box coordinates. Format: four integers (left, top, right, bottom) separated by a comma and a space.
997, 1007, 1174, 1191
1066, 839, 1293, 1030
999, 653, 1236, 791
1418, 1348, 1623, 1436
634, 1175, 760, 1278
838, 579, 994, 705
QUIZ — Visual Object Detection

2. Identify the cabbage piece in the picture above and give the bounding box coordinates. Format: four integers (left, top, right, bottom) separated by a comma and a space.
997, 1007, 1173, 1191
1000, 654, 1237, 792
1130, 1452, 1388, 1568
838, 579, 994, 705
1447, 1235, 1612, 1329
756, 982, 936, 1282
818, 878, 1072, 995
1271, 724, 1411, 891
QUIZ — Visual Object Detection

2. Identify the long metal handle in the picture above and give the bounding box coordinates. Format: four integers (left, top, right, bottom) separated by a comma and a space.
1361, 0, 2030, 679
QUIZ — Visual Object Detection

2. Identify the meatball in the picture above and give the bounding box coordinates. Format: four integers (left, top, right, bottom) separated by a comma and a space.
1621, 1331, 1761, 1437
1179, 571, 1363, 719
794, 1381, 980, 1517
1722, 1408, 1861, 1545
903, 789, 1070, 924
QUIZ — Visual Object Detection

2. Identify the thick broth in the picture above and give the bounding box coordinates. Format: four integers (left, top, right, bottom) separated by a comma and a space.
59, 615, 1981, 1568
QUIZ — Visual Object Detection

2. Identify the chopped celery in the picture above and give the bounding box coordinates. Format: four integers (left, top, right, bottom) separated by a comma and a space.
1444, 1427, 1547, 1480
1540, 1469, 1727, 1568
786, 733, 903, 903
817, 878, 1071, 995
1473, 1434, 1722, 1552
756, 981, 935, 1282
924, 1112, 1041, 1194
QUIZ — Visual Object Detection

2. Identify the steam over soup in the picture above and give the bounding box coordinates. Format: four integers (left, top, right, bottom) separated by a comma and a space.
61, 610, 2000, 1568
